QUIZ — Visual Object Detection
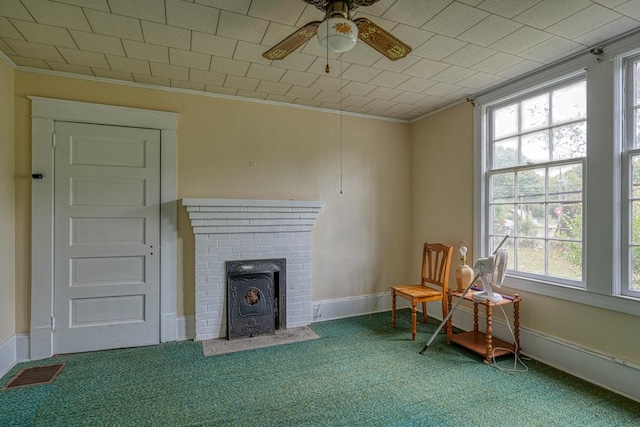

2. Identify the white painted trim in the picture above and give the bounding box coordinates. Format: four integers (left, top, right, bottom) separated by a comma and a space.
176, 316, 195, 341
312, 294, 640, 402
0, 52, 16, 69
29, 97, 178, 359
16, 334, 30, 362
0, 335, 17, 379
182, 198, 325, 208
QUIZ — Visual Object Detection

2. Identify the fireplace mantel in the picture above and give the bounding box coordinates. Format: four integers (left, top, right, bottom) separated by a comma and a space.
182, 198, 324, 341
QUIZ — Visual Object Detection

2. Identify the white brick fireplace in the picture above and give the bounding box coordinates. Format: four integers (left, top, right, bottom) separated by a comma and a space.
182, 198, 324, 341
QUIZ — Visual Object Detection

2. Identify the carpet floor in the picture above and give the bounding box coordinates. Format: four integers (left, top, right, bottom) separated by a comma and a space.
1, 310, 639, 426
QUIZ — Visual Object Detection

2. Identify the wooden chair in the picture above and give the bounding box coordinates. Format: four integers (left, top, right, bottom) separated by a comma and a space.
391, 243, 454, 340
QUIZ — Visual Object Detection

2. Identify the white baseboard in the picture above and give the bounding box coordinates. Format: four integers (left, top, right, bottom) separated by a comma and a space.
0, 335, 17, 379
176, 315, 195, 341
313, 293, 640, 403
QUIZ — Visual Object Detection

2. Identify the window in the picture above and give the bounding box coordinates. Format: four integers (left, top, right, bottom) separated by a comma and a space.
623, 53, 640, 298
487, 79, 586, 285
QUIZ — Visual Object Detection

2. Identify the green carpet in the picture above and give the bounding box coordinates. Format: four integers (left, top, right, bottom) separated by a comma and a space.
1, 310, 639, 426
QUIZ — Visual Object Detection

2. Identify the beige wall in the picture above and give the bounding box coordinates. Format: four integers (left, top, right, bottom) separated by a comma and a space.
410, 103, 640, 365
0, 60, 15, 344
13, 71, 411, 330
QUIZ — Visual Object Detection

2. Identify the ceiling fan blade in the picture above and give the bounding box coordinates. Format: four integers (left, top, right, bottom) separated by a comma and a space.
263, 21, 322, 60
354, 17, 412, 61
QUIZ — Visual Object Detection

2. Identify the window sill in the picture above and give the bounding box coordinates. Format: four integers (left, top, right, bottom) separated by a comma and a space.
501, 275, 640, 317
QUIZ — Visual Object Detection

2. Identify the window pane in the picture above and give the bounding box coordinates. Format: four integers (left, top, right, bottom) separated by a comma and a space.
521, 94, 549, 132
631, 247, 640, 291
515, 204, 544, 237
517, 168, 545, 202
490, 205, 514, 235
635, 108, 640, 148
493, 103, 519, 139
552, 81, 586, 125
549, 164, 583, 201
632, 201, 640, 245
552, 122, 586, 160
521, 131, 549, 164
551, 203, 582, 240
493, 137, 518, 168
491, 172, 515, 202
491, 236, 514, 269
549, 240, 582, 280
635, 61, 640, 106
515, 238, 544, 274
632, 155, 640, 198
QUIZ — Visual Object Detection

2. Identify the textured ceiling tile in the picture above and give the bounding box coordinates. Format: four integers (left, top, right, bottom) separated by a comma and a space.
171, 79, 205, 91
262, 22, 298, 46
256, 80, 291, 95
166, 0, 219, 34
422, 82, 464, 97
472, 51, 524, 73
237, 89, 268, 100
11, 20, 76, 48
106, 55, 151, 75
367, 86, 404, 100
422, 2, 490, 38
396, 76, 437, 92
340, 42, 382, 67
412, 34, 467, 60
488, 25, 552, 54
341, 81, 376, 96
48, 61, 93, 75
192, 32, 237, 58
616, 0, 640, 20
513, 0, 591, 29
232, 41, 272, 65
209, 57, 250, 76
457, 0, 485, 5
314, 90, 342, 103
6, 54, 50, 68
403, 58, 450, 79
266, 93, 296, 103
496, 58, 542, 78
70, 30, 125, 56
387, 24, 434, 50
141, 21, 191, 50
189, 68, 226, 86
286, 85, 321, 99
123, 40, 169, 63
595, 0, 627, 7
270, 51, 316, 72
305, 57, 344, 76
217, 10, 269, 43
5, 39, 65, 61
371, 54, 420, 72
22, 0, 91, 30
249, 0, 306, 26
574, 16, 640, 46
368, 70, 411, 88
108, 0, 166, 24
52, 0, 110, 11
413, 95, 449, 108
0, 39, 17, 55
431, 66, 477, 84
518, 35, 582, 63
224, 74, 260, 90
150, 62, 189, 80
443, 44, 497, 67
457, 14, 523, 46
170, 48, 211, 70
311, 75, 343, 91
382, 0, 452, 28
340, 64, 382, 83
280, 69, 318, 86
477, 0, 543, 19
58, 47, 109, 68
84, 9, 143, 41
133, 74, 171, 86
205, 84, 237, 96
0, 17, 23, 39
0, 0, 35, 21
246, 63, 285, 82
365, 99, 398, 111
456, 71, 506, 89
195, 0, 250, 14
91, 67, 133, 81
342, 94, 374, 107
547, 4, 621, 39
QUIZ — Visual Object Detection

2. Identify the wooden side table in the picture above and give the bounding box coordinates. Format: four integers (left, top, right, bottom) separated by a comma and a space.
446, 290, 520, 363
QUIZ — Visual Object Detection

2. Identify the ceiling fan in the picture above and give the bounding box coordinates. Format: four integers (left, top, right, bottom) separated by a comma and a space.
263, 0, 412, 61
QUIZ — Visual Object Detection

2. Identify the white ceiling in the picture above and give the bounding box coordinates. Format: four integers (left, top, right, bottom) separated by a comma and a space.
1, 0, 640, 121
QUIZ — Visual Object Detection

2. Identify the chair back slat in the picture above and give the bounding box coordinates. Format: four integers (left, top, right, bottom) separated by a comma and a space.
421, 243, 453, 292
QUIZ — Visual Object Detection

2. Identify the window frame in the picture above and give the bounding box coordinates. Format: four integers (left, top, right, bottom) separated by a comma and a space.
473, 33, 640, 317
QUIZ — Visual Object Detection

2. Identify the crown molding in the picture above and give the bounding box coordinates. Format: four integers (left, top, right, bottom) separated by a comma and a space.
0, 52, 16, 69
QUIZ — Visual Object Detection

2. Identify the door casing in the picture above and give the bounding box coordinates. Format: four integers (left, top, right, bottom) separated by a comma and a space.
30, 97, 178, 360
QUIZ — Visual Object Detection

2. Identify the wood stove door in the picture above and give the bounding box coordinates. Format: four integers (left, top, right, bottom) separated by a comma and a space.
227, 271, 275, 339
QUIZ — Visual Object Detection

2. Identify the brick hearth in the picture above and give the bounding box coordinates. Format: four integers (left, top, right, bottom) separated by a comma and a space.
182, 198, 324, 341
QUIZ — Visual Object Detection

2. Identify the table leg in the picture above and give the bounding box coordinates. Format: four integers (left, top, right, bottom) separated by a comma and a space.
514, 296, 520, 356
485, 305, 493, 364
446, 293, 453, 343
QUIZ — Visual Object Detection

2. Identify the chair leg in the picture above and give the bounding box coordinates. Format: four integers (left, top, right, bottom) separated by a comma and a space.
391, 289, 396, 328
411, 301, 417, 340
421, 302, 428, 324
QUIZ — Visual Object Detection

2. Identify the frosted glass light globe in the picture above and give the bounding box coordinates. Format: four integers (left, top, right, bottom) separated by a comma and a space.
317, 17, 358, 53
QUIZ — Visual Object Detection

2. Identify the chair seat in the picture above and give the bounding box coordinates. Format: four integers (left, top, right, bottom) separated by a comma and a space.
391, 285, 442, 299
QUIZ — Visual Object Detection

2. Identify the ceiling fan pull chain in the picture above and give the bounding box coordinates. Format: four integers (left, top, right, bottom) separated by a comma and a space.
325, 19, 330, 73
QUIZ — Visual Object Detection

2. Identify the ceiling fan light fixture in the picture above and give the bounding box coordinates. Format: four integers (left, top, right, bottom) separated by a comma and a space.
317, 17, 358, 53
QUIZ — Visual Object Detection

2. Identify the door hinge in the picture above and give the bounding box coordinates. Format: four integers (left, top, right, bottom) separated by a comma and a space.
51, 316, 56, 332
52, 131, 56, 148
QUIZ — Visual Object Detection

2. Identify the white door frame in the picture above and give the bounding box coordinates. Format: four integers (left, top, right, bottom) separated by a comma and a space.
30, 96, 178, 360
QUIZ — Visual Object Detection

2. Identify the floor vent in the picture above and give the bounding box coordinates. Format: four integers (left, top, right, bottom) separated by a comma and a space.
2, 363, 65, 390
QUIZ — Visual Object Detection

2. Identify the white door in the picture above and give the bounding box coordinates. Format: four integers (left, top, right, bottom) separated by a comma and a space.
53, 121, 161, 354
